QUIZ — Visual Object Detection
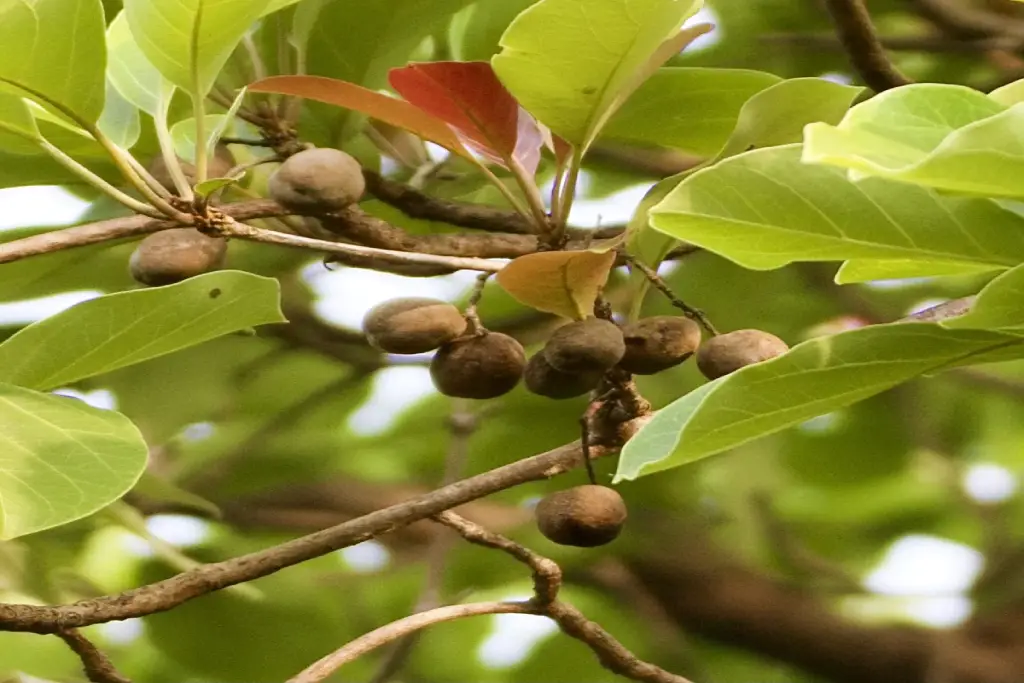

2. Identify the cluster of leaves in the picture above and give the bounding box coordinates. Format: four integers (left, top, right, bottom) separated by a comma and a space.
0, 0, 1021, 540
1, 0, 1024, 680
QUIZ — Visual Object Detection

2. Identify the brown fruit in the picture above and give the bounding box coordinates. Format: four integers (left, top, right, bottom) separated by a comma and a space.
129, 228, 227, 286
363, 298, 467, 354
696, 329, 789, 380
147, 144, 235, 193
430, 332, 526, 399
535, 485, 627, 547
524, 352, 601, 399
542, 318, 625, 375
618, 316, 702, 375
268, 147, 365, 211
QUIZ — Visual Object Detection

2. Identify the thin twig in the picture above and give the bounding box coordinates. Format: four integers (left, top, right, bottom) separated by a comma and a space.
433, 513, 696, 683
0, 419, 645, 632
434, 511, 562, 603
56, 629, 132, 683
227, 221, 504, 273
621, 252, 718, 336
289, 602, 538, 683
220, 136, 278, 147
463, 272, 493, 335
822, 0, 912, 91
580, 415, 598, 486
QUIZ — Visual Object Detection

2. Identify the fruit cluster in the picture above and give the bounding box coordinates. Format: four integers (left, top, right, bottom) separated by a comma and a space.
128, 147, 365, 287
127, 142, 792, 552
362, 295, 790, 548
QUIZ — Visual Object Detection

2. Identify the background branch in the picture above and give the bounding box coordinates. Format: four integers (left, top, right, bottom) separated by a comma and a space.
56, 629, 132, 683
824, 0, 913, 90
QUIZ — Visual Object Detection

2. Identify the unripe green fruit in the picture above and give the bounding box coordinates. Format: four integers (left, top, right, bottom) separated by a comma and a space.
543, 318, 625, 375
268, 147, 365, 211
430, 332, 526, 399
618, 316, 702, 375
535, 485, 627, 547
696, 329, 789, 380
129, 228, 227, 286
524, 352, 601, 399
363, 298, 467, 354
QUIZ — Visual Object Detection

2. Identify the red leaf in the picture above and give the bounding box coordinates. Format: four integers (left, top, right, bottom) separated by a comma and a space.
248, 75, 470, 157
388, 61, 542, 175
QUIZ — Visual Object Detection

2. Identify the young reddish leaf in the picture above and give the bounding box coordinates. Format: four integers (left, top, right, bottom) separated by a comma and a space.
388, 61, 543, 175
551, 133, 573, 166
496, 249, 617, 320
248, 75, 469, 157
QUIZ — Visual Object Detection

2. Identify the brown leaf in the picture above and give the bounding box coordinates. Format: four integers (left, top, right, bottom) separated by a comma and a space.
496, 250, 617, 320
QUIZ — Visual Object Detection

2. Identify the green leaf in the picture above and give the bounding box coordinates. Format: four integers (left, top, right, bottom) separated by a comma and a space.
492, 0, 703, 149
718, 77, 862, 158
614, 323, 1024, 481
835, 259, 999, 284
650, 144, 1024, 271
603, 68, 782, 156
0, 0, 106, 124
171, 114, 233, 164
123, 0, 272, 97
804, 84, 1024, 198
989, 78, 1024, 107
0, 92, 42, 153
106, 10, 174, 117
622, 78, 861, 312
306, 0, 472, 91
448, 0, 537, 62
0, 382, 147, 539
0, 271, 286, 391
0, 150, 121, 188
943, 263, 1024, 333
193, 176, 239, 197
169, 87, 246, 170
262, 0, 300, 14
97, 80, 141, 149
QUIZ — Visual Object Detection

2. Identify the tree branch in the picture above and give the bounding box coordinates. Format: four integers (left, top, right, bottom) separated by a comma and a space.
433, 512, 696, 683
56, 629, 132, 683
225, 221, 505, 273
318, 207, 623, 258
362, 170, 538, 234
823, 0, 913, 91
909, 0, 1024, 41
0, 197, 623, 276
626, 523, 1024, 683
294, 512, 696, 683
0, 199, 280, 265
0, 418, 643, 633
